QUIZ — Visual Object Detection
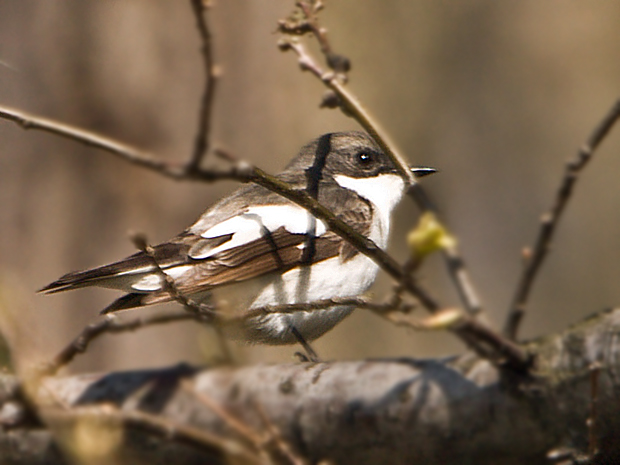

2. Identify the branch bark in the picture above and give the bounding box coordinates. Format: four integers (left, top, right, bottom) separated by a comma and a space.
2, 308, 620, 464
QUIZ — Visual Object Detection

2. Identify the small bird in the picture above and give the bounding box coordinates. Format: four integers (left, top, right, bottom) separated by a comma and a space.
41, 132, 434, 360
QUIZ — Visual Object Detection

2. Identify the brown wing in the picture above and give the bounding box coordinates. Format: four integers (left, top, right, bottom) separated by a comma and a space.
103, 227, 344, 312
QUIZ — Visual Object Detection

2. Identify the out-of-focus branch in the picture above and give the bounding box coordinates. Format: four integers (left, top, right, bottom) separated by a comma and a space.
44, 405, 261, 464
187, 0, 218, 172
4, 307, 620, 465
39, 313, 205, 377
504, 99, 620, 340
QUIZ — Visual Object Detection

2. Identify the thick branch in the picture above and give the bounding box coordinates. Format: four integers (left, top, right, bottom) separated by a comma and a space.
3, 308, 620, 464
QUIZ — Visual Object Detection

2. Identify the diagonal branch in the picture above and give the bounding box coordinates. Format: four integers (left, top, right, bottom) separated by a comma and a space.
0, 104, 435, 310
279, 39, 414, 186
279, 13, 483, 315
0, 104, 527, 369
504, 99, 620, 341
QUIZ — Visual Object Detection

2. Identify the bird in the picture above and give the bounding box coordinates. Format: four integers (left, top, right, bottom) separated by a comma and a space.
41, 131, 435, 360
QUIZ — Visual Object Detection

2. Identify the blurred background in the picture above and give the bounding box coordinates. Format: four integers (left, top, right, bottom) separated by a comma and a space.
1, 1, 620, 373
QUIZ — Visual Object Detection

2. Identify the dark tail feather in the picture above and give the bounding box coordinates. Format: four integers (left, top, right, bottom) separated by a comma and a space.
40, 241, 192, 294
101, 291, 176, 314
101, 293, 148, 314
39, 251, 150, 294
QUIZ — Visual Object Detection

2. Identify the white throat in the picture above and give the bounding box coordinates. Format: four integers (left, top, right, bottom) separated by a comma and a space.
334, 173, 405, 247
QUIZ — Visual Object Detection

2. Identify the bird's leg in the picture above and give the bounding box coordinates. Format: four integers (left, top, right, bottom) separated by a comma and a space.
290, 326, 321, 362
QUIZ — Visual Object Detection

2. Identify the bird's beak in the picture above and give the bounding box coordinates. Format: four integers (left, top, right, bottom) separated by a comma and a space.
410, 166, 437, 178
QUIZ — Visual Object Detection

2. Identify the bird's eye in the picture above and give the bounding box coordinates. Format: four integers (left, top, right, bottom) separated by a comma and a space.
356, 152, 375, 168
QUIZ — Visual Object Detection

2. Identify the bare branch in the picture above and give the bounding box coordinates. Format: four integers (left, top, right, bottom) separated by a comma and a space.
504, 99, 620, 340
187, 0, 217, 172
0, 106, 184, 175
279, 10, 483, 318
279, 39, 414, 186
13, 307, 619, 465
39, 313, 205, 377
44, 405, 260, 464
2, 102, 445, 314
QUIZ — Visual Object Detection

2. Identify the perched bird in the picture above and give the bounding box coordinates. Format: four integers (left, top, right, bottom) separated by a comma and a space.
42, 132, 434, 360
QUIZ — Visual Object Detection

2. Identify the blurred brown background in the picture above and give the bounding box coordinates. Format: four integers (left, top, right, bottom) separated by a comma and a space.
1, 1, 620, 373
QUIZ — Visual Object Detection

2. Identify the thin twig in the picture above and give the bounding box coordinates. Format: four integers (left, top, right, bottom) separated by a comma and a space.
130, 232, 216, 318
40, 313, 205, 377
234, 297, 415, 323
187, 0, 217, 172
0, 106, 184, 175
279, 40, 414, 186
409, 183, 482, 315
504, 99, 620, 340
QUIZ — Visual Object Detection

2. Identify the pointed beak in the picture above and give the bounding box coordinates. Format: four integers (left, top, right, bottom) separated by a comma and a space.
410, 166, 437, 179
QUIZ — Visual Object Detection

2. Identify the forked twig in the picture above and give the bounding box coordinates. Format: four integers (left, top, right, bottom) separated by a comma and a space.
504, 99, 620, 340
278, 39, 414, 186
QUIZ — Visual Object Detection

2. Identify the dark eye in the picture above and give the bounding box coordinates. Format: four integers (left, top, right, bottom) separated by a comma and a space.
356, 152, 376, 168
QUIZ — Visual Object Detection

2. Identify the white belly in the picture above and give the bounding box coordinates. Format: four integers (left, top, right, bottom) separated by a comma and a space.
234, 252, 380, 344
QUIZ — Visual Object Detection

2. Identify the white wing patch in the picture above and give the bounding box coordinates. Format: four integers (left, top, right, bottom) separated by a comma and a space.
130, 265, 193, 292
192, 205, 327, 259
